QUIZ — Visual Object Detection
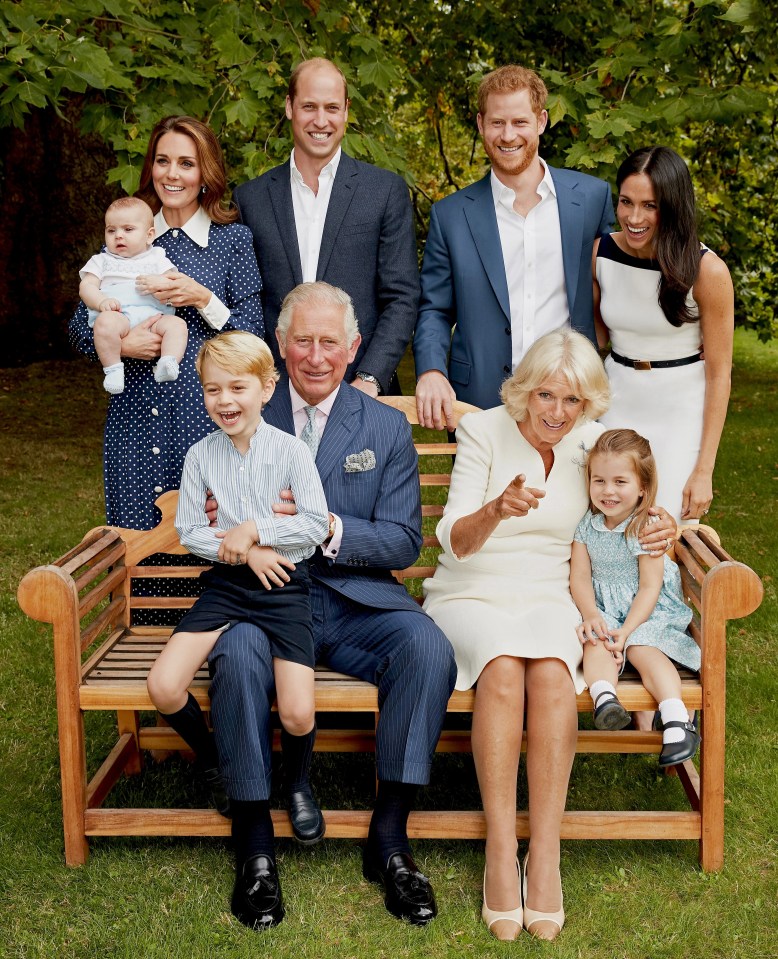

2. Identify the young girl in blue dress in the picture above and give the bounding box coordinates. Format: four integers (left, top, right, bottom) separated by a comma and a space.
570, 428, 700, 767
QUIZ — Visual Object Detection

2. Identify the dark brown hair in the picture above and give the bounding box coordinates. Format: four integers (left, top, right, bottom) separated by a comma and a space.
135, 116, 237, 225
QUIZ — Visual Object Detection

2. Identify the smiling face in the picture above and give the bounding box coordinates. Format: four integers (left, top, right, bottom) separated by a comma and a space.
104, 207, 154, 258
201, 359, 275, 452
617, 172, 660, 257
477, 87, 547, 181
277, 300, 360, 407
588, 451, 644, 528
286, 63, 349, 173
519, 372, 584, 452
151, 131, 203, 226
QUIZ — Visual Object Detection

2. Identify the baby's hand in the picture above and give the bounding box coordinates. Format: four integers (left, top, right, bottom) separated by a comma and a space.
99, 297, 122, 312
576, 615, 612, 646
247, 545, 295, 590
216, 522, 257, 565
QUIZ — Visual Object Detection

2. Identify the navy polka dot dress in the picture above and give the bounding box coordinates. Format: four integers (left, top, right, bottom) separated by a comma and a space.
69, 220, 264, 530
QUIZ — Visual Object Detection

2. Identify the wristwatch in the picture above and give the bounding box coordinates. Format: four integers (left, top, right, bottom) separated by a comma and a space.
355, 371, 381, 393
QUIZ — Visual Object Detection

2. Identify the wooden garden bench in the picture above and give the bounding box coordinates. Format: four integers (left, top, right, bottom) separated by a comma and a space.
17, 396, 763, 870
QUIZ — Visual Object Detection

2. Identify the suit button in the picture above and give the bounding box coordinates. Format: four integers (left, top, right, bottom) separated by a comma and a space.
503, 365, 510, 374
504, 327, 511, 336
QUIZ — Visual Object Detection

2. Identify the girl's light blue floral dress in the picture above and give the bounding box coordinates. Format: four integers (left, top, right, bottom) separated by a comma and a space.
574, 510, 700, 671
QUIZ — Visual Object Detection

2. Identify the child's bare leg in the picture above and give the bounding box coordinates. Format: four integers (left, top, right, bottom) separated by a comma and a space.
274, 659, 324, 844
152, 314, 187, 382
93, 311, 130, 393
627, 645, 697, 762
585, 641, 630, 730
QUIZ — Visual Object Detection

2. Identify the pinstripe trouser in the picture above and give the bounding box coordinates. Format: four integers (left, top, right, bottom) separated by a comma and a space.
208, 587, 457, 801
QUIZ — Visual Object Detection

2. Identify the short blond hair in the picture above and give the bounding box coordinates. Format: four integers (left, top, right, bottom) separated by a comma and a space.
477, 65, 548, 117
196, 331, 279, 385
288, 57, 348, 103
106, 196, 153, 226
277, 282, 359, 347
500, 329, 610, 423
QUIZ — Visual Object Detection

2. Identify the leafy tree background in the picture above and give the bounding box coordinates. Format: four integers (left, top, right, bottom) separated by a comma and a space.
1, 0, 774, 365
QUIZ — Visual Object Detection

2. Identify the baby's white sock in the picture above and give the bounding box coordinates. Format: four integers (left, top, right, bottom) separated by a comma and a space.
659, 698, 689, 744
102, 362, 125, 394
590, 680, 618, 705
154, 355, 180, 383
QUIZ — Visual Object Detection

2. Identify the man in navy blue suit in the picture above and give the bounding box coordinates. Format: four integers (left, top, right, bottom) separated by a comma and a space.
234, 58, 419, 397
414, 64, 613, 429
209, 282, 457, 931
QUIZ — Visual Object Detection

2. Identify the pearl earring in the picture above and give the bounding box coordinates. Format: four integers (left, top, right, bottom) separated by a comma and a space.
201, 185, 207, 194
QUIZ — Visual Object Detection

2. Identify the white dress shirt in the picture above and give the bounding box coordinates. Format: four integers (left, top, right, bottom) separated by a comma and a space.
290, 147, 342, 282
153, 207, 230, 329
490, 159, 568, 367
288, 381, 343, 557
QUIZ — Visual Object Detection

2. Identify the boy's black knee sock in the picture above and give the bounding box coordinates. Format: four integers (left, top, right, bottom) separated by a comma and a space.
281, 724, 316, 793
231, 799, 274, 869
159, 691, 218, 770
367, 780, 419, 864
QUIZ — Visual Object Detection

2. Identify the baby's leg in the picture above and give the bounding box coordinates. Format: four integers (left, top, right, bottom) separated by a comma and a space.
151, 314, 188, 382
275, 659, 323, 844
585, 641, 630, 730
93, 311, 130, 393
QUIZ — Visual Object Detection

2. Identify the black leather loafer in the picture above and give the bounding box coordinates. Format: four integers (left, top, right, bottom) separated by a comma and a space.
362, 849, 437, 925
658, 720, 700, 767
287, 785, 325, 845
231, 854, 285, 930
202, 766, 231, 818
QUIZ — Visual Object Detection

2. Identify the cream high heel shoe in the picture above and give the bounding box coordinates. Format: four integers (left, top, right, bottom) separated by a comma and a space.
522, 853, 565, 941
481, 859, 523, 941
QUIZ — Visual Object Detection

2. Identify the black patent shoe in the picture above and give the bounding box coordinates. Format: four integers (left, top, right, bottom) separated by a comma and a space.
362, 848, 438, 925
287, 784, 325, 845
658, 720, 701, 767
231, 854, 285, 930
593, 691, 631, 730
201, 766, 231, 818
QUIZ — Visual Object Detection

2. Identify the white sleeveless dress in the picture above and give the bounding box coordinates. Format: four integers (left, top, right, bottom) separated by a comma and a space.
597, 233, 706, 522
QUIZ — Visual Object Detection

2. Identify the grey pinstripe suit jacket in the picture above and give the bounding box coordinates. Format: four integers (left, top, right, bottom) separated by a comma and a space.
262, 380, 423, 611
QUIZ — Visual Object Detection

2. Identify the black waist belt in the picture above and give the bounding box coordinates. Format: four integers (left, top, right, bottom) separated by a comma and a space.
610, 349, 702, 371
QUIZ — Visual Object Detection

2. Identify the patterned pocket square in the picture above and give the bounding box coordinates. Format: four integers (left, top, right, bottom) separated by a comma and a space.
343, 449, 376, 473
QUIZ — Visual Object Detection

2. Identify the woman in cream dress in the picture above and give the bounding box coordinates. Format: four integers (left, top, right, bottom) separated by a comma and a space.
423, 330, 673, 942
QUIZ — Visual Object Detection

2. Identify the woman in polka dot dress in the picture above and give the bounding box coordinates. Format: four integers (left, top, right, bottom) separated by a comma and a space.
69, 116, 264, 530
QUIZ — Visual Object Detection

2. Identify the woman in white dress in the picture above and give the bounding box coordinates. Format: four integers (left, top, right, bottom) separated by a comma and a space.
595, 146, 734, 522
423, 330, 675, 942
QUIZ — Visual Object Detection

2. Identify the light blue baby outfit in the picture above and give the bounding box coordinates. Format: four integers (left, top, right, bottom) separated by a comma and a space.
574, 510, 699, 671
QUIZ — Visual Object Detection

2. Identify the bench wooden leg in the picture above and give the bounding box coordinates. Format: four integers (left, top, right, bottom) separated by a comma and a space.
57, 704, 89, 866
117, 710, 143, 775
699, 710, 725, 872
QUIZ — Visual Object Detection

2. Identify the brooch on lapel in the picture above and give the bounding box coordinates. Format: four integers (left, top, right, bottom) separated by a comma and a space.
343, 449, 376, 473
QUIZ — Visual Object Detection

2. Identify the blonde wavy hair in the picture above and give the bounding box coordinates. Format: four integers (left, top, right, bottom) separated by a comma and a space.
196, 331, 279, 386
585, 429, 658, 541
500, 329, 610, 423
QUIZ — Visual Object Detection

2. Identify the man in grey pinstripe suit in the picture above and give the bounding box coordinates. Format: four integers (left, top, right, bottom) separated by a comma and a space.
208, 283, 457, 931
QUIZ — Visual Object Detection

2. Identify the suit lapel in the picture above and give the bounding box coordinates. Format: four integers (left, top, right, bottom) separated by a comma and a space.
261, 380, 296, 437
267, 162, 303, 284
316, 153, 359, 280
463, 174, 510, 320
551, 167, 585, 319
315, 385, 362, 485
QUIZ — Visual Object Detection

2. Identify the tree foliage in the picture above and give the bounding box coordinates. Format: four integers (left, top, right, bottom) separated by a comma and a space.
1, 0, 775, 353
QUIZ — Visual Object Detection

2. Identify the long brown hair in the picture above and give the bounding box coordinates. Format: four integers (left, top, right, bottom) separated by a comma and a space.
585, 429, 657, 541
135, 116, 237, 225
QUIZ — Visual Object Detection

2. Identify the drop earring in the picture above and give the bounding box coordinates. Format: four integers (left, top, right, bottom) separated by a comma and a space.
201, 185, 207, 194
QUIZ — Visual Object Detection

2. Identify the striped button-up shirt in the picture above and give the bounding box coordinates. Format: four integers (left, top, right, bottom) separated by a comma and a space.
176, 420, 330, 564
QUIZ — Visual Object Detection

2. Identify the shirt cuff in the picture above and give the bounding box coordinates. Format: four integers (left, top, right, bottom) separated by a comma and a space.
198, 293, 230, 330
321, 513, 343, 558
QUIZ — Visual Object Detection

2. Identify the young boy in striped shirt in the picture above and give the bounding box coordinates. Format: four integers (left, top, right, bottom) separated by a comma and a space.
146, 331, 330, 852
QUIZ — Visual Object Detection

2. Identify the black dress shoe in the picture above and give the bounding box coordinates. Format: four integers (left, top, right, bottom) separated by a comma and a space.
287, 784, 325, 845
202, 766, 231, 818
231, 854, 284, 930
658, 720, 701, 767
362, 849, 438, 925
593, 692, 631, 730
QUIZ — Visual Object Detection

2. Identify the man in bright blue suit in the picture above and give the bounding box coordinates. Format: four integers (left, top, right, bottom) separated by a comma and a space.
414, 64, 613, 429
209, 282, 456, 931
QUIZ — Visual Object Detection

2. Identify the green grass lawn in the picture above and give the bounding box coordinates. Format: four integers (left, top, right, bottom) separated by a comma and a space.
1, 331, 776, 958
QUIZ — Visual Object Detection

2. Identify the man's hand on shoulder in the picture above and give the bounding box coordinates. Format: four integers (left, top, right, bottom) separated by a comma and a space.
415, 370, 457, 431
